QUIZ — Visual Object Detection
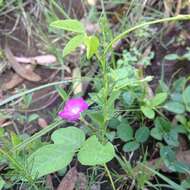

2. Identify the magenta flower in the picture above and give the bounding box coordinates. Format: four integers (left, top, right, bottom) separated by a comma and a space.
58, 97, 89, 122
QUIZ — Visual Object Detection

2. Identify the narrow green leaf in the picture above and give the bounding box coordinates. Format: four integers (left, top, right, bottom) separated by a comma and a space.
183, 86, 190, 112
141, 106, 155, 119
55, 86, 68, 101
86, 111, 104, 128
143, 164, 185, 190
11, 132, 22, 147
63, 34, 85, 57
50, 19, 85, 33
151, 92, 167, 107
84, 35, 99, 59
164, 54, 179, 61
0, 176, 5, 190
28, 114, 39, 123
78, 135, 115, 166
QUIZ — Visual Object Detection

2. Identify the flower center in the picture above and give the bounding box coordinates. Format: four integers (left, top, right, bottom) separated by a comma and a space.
71, 106, 80, 114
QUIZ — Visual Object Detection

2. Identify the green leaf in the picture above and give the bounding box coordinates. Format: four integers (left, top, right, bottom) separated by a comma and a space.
117, 122, 133, 142
55, 86, 68, 101
160, 146, 176, 162
78, 135, 115, 166
135, 126, 150, 143
0, 176, 5, 190
183, 86, 190, 112
141, 106, 155, 119
164, 54, 179, 61
108, 118, 120, 129
28, 144, 74, 179
171, 93, 183, 102
123, 141, 140, 152
122, 91, 135, 106
84, 35, 99, 59
28, 114, 39, 123
164, 101, 185, 114
150, 117, 172, 140
86, 111, 104, 128
163, 130, 179, 147
0, 128, 4, 137
154, 117, 171, 132
150, 127, 163, 140
151, 92, 167, 107
50, 19, 85, 33
10, 132, 22, 147
172, 77, 186, 92
160, 146, 189, 173
181, 179, 190, 189
107, 91, 121, 118
63, 34, 85, 57
106, 131, 116, 142
51, 127, 85, 150
0, 0, 3, 7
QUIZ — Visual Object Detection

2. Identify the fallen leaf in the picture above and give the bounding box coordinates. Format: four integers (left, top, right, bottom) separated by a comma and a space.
0, 119, 6, 126
5, 47, 41, 82
15, 54, 56, 66
57, 167, 78, 190
1, 73, 23, 90
176, 150, 190, 164
38, 118, 48, 128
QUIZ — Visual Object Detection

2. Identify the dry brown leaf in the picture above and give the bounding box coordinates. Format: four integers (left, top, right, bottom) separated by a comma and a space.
1, 73, 24, 90
38, 118, 48, 128
5, 47, 41, 82
176, 150, 190, 164
57, 167, 78, 190
0, 119, 6, 126
15, 54, 56, 66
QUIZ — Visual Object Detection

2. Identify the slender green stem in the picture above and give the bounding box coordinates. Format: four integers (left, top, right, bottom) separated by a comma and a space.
12, 118, 64, 152
51, 0, 70, 19
0, 80, 71, 106
104, 164, 116, 190
104, 14, 190, 55
80, 117, 97, 132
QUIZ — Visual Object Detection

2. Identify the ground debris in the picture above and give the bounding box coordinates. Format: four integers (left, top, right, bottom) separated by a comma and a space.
1, 73, 23, 90
15, 54, 56, 66
4, 47, 41, 82
57, 167, 78, 190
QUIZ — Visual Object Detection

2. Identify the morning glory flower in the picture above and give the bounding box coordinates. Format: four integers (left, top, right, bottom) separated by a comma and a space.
58, 97, 89, 122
